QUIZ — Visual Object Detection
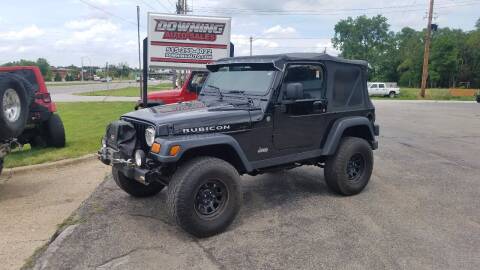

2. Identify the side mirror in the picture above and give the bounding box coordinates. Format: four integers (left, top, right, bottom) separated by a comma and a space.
285, 83, 304, 100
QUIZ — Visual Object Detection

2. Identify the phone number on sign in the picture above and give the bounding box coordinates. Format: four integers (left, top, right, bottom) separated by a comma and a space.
165, 47, 213, 59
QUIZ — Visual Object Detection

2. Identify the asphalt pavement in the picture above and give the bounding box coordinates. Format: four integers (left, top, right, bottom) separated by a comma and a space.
26, 101, 480, 270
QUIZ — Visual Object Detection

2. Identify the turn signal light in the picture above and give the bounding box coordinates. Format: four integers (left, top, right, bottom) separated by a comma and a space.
151, 143, 161, 153
169, 145, 181, 156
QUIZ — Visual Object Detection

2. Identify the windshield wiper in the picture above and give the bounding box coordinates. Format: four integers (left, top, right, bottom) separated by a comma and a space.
225, 90, 254, 106
205, 84, 223, 100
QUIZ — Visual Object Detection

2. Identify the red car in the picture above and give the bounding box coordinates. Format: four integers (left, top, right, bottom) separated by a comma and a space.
138, 70, 208, 108
0, 66, 65, 148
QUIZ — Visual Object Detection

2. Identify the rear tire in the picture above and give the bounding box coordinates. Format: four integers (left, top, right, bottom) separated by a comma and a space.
389, 91, 396, 98
324, 137, 373, 196
0, 75, 31, 140
112, 167, 165, 197
45, 114, 66, 148
167, 157, 242, 237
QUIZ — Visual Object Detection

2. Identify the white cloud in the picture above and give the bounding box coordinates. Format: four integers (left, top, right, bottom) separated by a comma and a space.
0, 25, 44, 41
16, 46, 34, 53
65, 18, 104, 30
55, 19, 119, 47
264, 25, 296, 35
0, 46, 12, 53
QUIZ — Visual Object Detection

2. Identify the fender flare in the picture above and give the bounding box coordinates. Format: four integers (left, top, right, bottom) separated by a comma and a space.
321, 116, 376, 156
153, 133, 253, 172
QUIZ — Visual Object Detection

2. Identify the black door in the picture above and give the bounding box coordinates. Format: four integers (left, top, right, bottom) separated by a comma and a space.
273, 64, 328, 150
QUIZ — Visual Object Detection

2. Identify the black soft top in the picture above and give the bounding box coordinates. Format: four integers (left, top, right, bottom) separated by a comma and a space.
208, 53, 368, 71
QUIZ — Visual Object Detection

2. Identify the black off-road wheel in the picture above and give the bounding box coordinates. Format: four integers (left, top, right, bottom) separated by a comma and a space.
45, 114, 66, 148
167, 157, 242, 238
0, 74, 31, 141
112, 167, 165, 197
324, 137, 373, 196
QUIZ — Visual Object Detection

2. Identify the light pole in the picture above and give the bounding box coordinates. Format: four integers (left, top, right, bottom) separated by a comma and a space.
81, 56, 91, 81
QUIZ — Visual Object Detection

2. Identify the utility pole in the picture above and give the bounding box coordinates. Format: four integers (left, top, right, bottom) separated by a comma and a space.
420, 0, 435, 98
80, 57, 84, 81
176, 0, 188, 14
249, 36, 253, 56
137, 5, 143, 98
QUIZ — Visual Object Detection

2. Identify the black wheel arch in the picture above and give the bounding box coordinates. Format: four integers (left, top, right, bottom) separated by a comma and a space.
322, 116, 377, 155
155, 134, 253, 174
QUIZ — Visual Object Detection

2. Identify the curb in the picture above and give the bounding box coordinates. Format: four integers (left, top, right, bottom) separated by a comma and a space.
4, 154, 97, 174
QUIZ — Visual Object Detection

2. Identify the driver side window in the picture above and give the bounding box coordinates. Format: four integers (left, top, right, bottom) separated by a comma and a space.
283, 64, 324, 100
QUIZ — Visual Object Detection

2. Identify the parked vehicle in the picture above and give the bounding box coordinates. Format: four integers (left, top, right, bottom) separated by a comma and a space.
99, 53, 379, 237
136, 70, 208, 109
0, 66, 65, 149
368, 82, 400, 98
0, 71, 36, 175
101, 77, 112, 82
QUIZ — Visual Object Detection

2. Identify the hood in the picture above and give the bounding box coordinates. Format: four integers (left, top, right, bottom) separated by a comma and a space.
147, 89, 181, 99
122, 100, 254, 135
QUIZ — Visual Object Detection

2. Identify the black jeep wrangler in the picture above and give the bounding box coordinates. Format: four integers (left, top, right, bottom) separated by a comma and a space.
99, 53, 379, 237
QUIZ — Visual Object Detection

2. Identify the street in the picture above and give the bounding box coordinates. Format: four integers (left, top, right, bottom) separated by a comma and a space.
47, 80, 167, 102
21, 101, 480, 269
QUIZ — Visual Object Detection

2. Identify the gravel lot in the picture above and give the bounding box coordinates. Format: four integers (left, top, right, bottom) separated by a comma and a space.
27, 101, 480, 270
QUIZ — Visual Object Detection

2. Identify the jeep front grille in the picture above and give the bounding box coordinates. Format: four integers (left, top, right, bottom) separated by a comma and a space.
122, 118, 154, 149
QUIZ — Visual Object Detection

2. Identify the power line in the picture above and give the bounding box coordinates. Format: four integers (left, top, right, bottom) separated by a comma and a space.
78, 0, 139, 27
193, 1, 480, 16
153, 0, 173, 12
139, 0, 157, 11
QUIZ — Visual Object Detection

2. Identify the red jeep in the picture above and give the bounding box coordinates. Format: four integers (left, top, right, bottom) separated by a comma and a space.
138, 70, 208, 108
0, 66, 65, 148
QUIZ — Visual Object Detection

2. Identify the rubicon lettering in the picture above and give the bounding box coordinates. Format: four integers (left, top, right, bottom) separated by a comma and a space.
182, 125, 231, 134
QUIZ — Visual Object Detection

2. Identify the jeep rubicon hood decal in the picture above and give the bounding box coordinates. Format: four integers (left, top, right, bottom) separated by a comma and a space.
122, 100, 253, 135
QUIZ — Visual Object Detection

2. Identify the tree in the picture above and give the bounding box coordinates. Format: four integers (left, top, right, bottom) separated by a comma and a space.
332, 15, 395, 80
395, 28, 424, 87
36, 58, 52, 81
2, 58, 52, 81
54, 72, 62, 82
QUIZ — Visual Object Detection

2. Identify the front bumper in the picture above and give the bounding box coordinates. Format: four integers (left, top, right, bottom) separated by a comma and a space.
98, 146, 169, 186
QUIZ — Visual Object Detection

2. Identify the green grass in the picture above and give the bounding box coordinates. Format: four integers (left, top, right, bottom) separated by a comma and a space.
77, 83, 172, 97
4, 102, 135, 168
372, 87, 477, 101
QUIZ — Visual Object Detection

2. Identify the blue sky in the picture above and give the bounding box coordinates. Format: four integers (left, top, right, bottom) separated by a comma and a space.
0, 0, 478, 67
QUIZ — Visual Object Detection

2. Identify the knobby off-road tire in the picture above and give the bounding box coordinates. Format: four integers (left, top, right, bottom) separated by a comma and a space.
46, 114, 66, 148
112, 167, 165, 197
0, 74, 31, 141
167, 157, 242, 238
324, 137, 373, 196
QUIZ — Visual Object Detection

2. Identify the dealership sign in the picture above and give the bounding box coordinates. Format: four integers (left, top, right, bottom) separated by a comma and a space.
147, 13, 231, 69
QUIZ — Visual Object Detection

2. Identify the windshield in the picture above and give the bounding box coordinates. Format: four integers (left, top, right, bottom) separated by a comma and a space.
202, 65, 276, 96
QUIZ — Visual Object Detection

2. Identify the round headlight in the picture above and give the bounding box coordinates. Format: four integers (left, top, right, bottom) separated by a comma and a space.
134, 149, 145, 167
145, 127, 156, 146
